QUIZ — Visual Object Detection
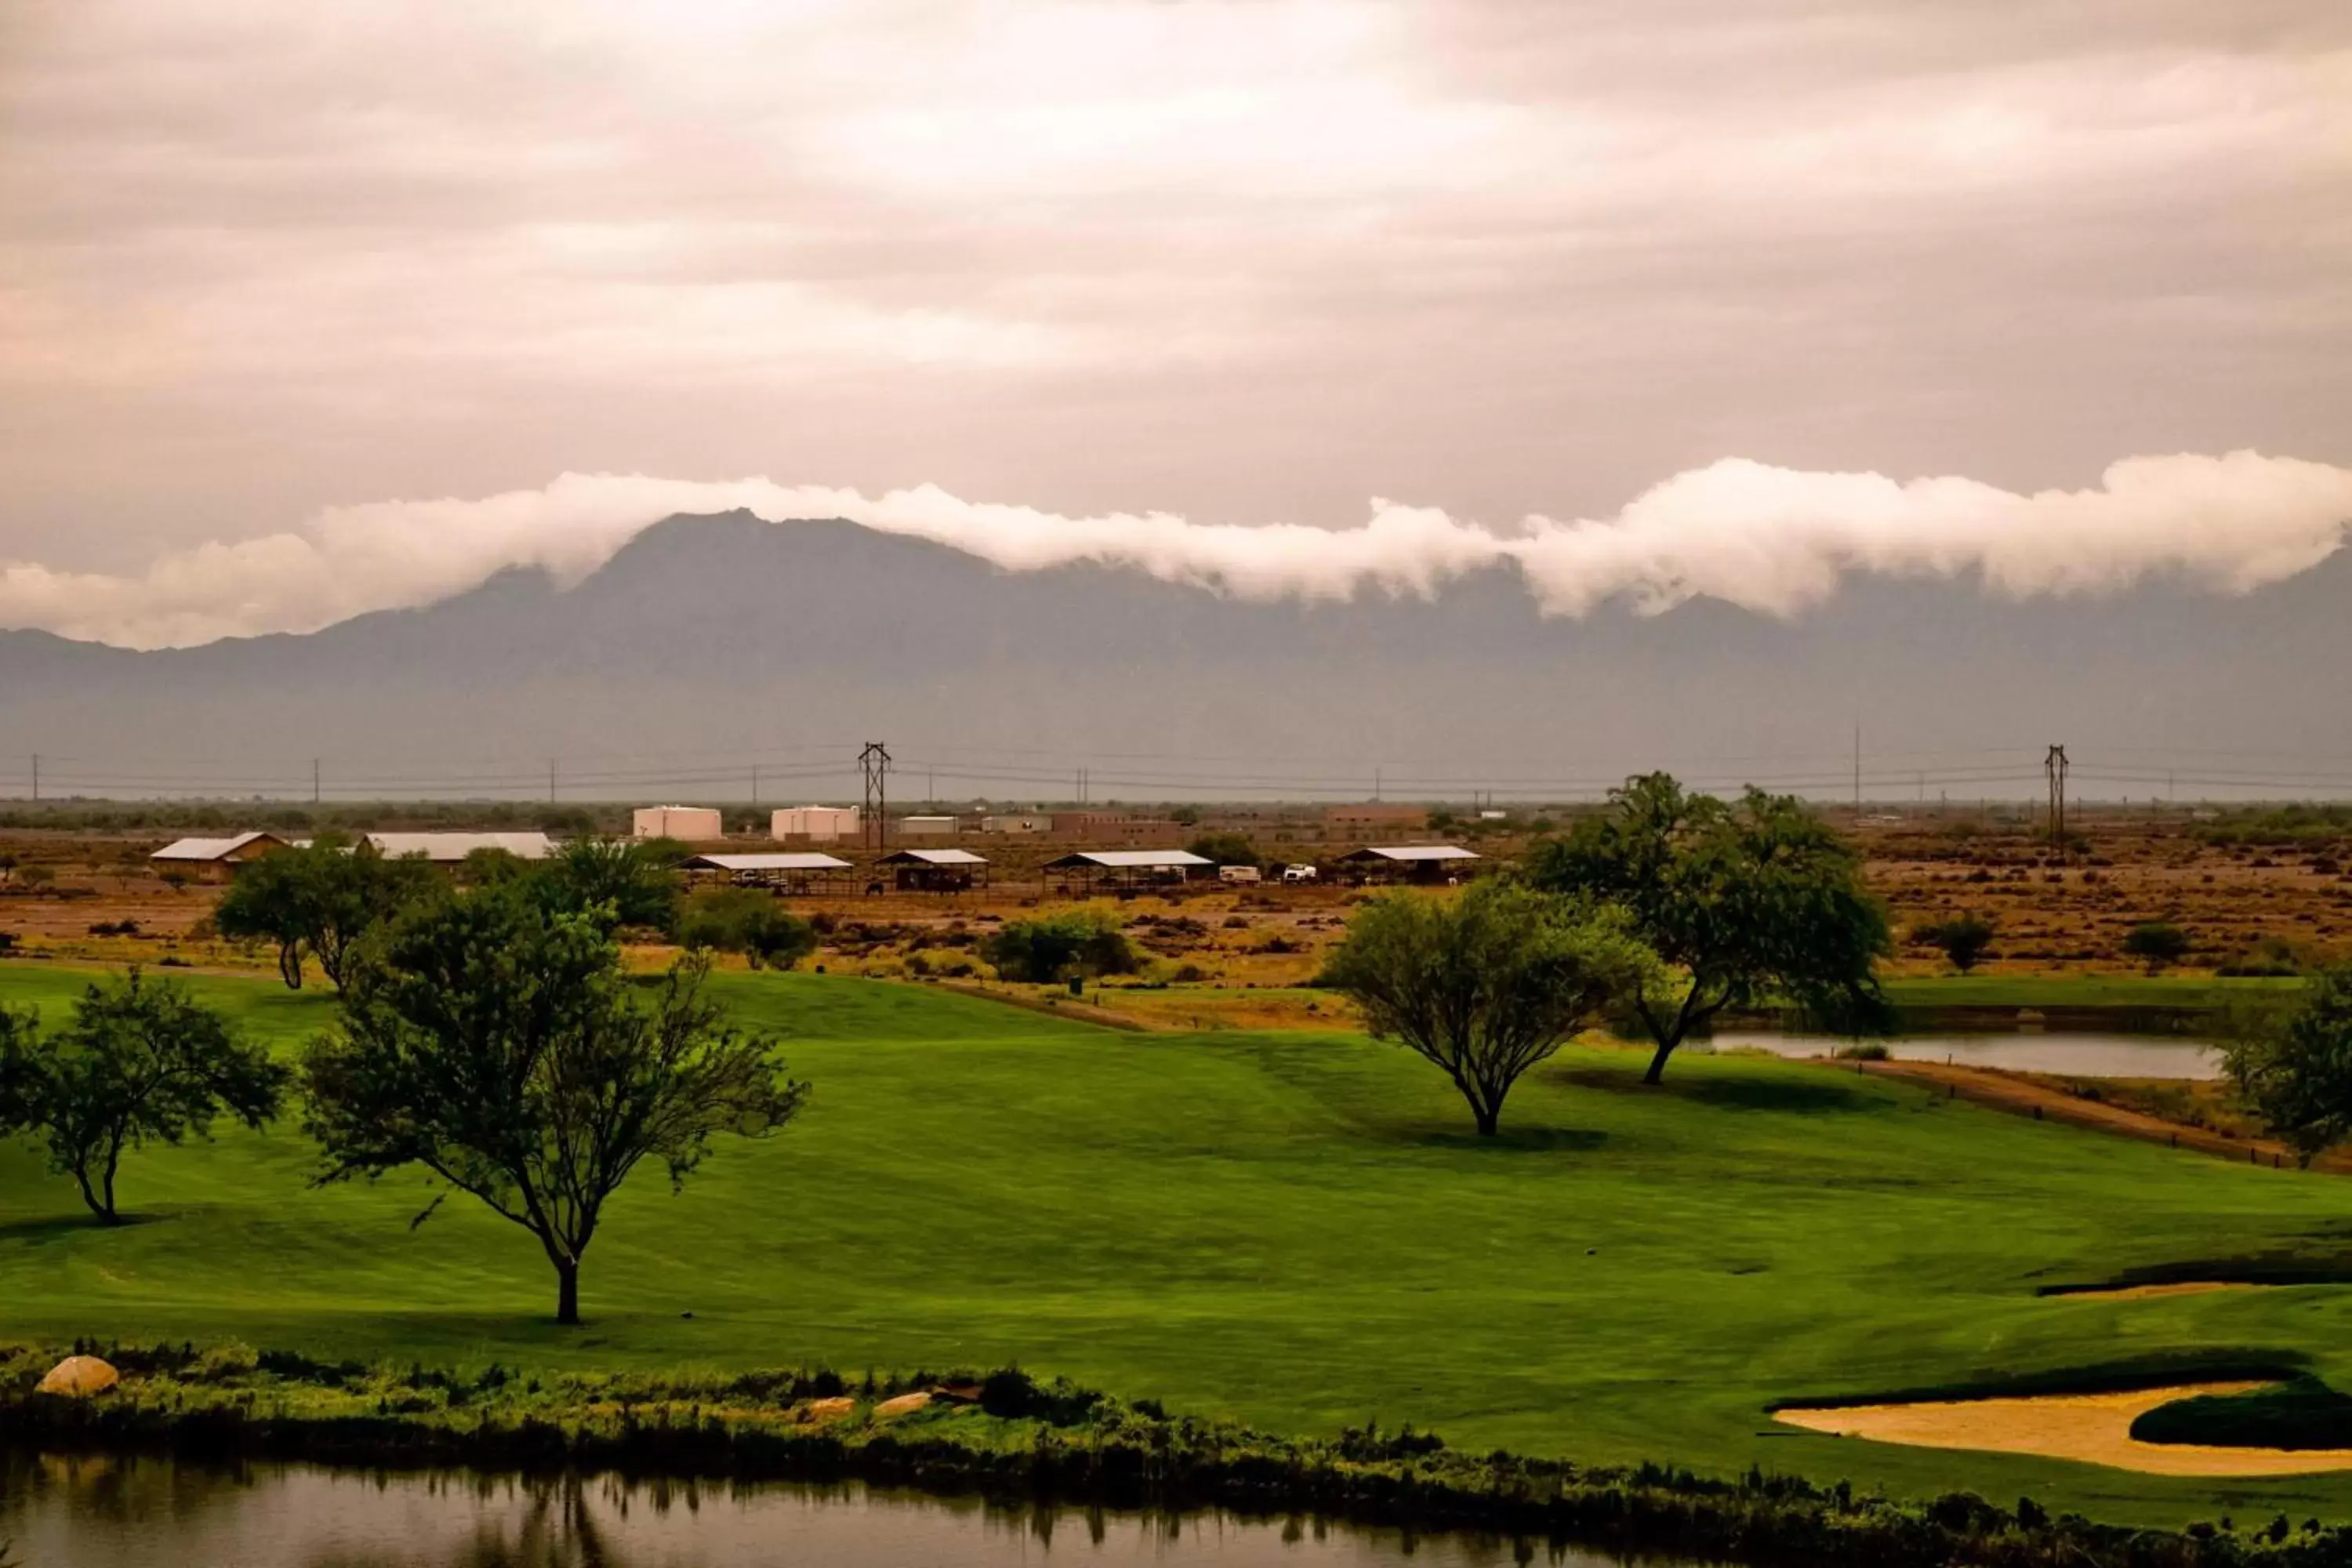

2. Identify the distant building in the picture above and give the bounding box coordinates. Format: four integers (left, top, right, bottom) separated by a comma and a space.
367, 831, 557, 863
1325, 803, 1429, 831
980, 814, 1051, 834
771, 805, 859, 841
1049, 812, 1183, 847
896, 815, 960, 837
633, 805, 724, 840
149, 831, 290, 879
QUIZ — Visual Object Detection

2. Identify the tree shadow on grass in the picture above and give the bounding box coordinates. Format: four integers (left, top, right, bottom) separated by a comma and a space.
1554, 1063, 1879, 1114
0, 1212, 165, 1247
1382, 1125, 1610, 1154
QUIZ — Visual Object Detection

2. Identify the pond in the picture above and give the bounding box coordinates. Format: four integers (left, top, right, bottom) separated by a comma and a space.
0, 1453, 1682, 1568
1707, 1032, 2223, 1080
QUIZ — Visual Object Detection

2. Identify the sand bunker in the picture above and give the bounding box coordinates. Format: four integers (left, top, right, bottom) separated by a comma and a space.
2054, 1281, 2267, 1302
1777, 1382, 2352, 1477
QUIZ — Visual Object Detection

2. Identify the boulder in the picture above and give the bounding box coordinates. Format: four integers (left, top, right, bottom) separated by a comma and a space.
37, 1356, 119, 1397
873, 1391, 933, 1420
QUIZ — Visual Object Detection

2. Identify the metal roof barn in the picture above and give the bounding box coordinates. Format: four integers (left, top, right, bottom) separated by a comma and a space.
150, 831, 289, 877
150, 830, 285, 862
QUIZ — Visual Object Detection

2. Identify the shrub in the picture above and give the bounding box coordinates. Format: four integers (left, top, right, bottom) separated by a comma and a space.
1912, 913, 1996, 974
1184, 832, 1260, 869
677, 888, 818, 971
2123, 922, 2191, 973
980, 910, 1137, 983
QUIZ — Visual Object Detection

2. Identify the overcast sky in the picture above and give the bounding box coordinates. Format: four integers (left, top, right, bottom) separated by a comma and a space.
2, 0, 2348, 629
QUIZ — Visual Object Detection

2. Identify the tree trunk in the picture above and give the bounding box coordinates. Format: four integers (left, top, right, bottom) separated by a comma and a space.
1474, 1104, 1500, 1137
74, 1169, 118, 1224
1641, 1038, 1678, 1085
555, 1258, 582, 1326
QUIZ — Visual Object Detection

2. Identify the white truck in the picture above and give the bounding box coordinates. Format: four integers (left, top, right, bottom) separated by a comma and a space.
1279, 863, 1319, 884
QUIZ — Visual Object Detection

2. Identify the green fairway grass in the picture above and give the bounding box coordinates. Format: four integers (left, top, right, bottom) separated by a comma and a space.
5, 960, 2352, 1526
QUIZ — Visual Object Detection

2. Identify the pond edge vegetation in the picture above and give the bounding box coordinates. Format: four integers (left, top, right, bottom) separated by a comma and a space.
7, 1341, 2352, 1568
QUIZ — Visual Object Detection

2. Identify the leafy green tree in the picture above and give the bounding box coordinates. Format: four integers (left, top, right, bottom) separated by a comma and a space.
981, 909, 1137, 985
0, 971, 287, 1223
1184, 832, 1261, 869
2124, 921, 2192, 974
303, 885, 806, 1324
2223, 967, 2352, 1162
1523, 773, 1892, 1083
535, 837, 684, 933
1915, 912, 1998, 975
1321, 883, 1657, 1136
676, 887, 818, 970
215, 837, 437, 991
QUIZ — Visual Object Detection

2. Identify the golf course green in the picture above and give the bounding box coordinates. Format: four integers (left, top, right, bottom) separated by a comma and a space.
5, 960, 2352, 1528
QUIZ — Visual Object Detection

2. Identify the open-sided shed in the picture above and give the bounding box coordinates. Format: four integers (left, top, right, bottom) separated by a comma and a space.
684, 851, 855, 895
1042, 848, 1213, 894
877, 847, 988, 893
1335, 844, 1483, 884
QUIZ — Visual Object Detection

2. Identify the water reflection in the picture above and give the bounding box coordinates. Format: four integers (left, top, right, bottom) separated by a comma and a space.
0, 1453, 1661, 1567
1711, 1031, 2220, 1080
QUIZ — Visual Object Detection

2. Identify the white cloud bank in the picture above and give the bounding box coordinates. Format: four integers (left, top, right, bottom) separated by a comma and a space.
3, 452, 2348, 650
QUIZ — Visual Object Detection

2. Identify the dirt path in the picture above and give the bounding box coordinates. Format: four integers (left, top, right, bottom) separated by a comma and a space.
1834, 1058, 2352, 1174
1777, 1382, 2352, 1478
931, 980, 1161, 1033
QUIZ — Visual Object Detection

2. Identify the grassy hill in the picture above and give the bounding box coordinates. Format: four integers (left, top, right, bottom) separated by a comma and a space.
5, 960, 2352, 1526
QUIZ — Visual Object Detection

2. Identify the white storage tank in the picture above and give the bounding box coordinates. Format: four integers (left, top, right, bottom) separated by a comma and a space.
771, 804, 860, 841
633, 806, 724, 840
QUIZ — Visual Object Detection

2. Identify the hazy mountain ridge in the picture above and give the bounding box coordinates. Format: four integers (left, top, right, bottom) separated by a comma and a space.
2, 511, 2347, 792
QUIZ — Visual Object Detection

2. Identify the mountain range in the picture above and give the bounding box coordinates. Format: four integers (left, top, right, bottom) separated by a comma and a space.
3, 513, 2347, 801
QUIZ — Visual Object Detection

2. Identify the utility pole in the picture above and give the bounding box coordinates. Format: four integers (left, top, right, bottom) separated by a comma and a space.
1374, 766, 1383, 802
752, 763, 760, 807
858, 742, 892, 852
2043, 743, 2069, 855
313, 758, 321, 805
29, 753, 37, 803
548, 759, 557, 804
1852, 723, 1861, 815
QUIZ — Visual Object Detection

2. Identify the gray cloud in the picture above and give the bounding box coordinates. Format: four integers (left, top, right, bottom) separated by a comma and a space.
0, 1, 2347, 588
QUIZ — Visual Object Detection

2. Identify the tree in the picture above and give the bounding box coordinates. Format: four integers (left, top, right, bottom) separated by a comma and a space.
2223, 967, 2352, 1162
535, 837, 684, 933
1185, 832, 1261, 869
2124, 921, 2192, 974
980, 909, 1137, 985
1915, 912, 1997, 975
215, 837, 437, 990
303, 885, 805, 1323
1321, 883, 1656, 1136
0, 971, 287, 1223
1523, 773, 1892, 1083
676, 887, 818, 970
